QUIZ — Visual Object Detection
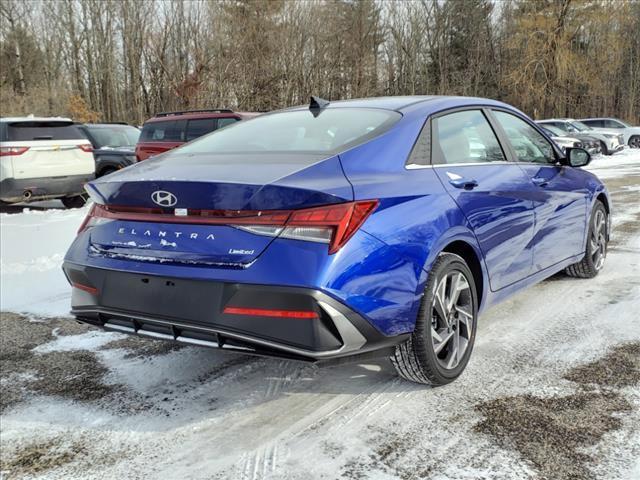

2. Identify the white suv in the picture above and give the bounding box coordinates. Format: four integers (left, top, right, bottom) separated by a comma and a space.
579, 118, 640, 149
0, 117, 95, 207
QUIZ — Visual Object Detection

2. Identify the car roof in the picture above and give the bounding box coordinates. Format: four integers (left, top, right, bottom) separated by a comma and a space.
1, 116, 73, 123
283, 95, 520, 115
82, 123, 136, 128
145, 110, 245, 123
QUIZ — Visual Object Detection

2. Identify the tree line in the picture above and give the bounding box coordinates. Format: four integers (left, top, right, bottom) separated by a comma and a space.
1, 0, 638, 125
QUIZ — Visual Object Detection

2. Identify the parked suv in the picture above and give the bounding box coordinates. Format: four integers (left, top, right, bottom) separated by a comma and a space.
78, 123, 140, 177
579, 117, 640, 149
135, 109, 258, 161
537, 123, 601, 155
537, 118, 624, 155
0, 117, 94, 207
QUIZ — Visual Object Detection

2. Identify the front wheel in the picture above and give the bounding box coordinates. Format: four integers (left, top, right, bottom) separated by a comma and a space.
629, 136, 640, 149
61, 195, 87, 209
565, 201, 608, 278
391, 253, 478, 385
599, 141, 610, 156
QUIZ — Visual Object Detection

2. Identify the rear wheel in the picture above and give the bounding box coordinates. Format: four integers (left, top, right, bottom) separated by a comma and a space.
98, 167, 118, 177
629, 136, 640, 149
61, 195, 87, 209
391, 253, 478, 385
565, 201, 608, 278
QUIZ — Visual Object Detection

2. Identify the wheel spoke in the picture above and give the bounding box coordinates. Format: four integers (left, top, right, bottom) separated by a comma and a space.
456, 307, 473, 337
446, 331, 460, 369
434, 279, 449, 322
447, 272, 469, 311
432, 328, 454, 354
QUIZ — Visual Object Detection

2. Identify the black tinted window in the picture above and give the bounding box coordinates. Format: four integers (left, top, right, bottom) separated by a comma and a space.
140, 120, 186, 142
494, 111, 555, 164
6, 121, 84, 141
432, 110, 505, 164
186, 118, 216, 141
217, 117, 239, 129
583, 119, 603, 128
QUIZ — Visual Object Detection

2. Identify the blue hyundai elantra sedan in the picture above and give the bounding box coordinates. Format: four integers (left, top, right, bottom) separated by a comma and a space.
63, 96, 610, 385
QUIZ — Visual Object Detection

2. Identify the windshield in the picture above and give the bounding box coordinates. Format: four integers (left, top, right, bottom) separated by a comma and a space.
177, 108, 401, 155
87, 125, 140, 148
568, 121, 592, 132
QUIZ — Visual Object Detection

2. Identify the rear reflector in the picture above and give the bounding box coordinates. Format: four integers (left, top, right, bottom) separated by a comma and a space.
0, 146, 29, 156
223, 306, 319, 319
77, 200, 379, 254
72, 282, 98, 295
78, 144, 93, 153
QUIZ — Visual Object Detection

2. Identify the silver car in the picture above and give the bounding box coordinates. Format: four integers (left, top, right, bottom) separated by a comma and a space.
579, 118, 640, 149
538, 118, 625, 155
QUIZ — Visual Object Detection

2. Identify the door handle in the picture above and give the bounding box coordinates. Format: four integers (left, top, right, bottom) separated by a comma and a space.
449, 178, 479, 190
531, 177, 548, 187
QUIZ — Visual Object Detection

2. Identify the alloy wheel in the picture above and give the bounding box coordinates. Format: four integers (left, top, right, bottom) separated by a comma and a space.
629, 136, 640, 149
591, 209, 607, 271
431, 270, 474, 370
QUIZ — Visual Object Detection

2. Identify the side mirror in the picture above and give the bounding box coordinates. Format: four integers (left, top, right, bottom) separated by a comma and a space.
564, 147, 591, 167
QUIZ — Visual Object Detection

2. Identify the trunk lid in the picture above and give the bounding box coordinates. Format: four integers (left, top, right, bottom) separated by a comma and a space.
85, 152, 353, 266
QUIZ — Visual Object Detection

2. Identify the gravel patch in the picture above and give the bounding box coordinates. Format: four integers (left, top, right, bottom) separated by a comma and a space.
474, 342, 640, 480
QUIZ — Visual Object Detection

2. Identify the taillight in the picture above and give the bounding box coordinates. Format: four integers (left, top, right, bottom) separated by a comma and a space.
0, 146, 29, 156
288, 201, 379, 253
77, 204, 113, 234
226, 201, 379, 253
78, 144, 93, 153
223, 307, 318, 319
79, 200, 379, 253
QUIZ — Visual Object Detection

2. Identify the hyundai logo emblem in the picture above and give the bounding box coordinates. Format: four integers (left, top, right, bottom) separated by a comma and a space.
151, 190, 177, 207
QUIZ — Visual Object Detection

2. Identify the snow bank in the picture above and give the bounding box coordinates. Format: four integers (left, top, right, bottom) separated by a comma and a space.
1, 205, 88, 316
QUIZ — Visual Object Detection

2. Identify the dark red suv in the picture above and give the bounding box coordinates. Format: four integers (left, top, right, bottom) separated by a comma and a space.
135, 109, 258, 161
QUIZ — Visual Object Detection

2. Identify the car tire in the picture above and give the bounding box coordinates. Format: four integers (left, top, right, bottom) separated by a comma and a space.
629, 135, 640, 149
565, 201, 608, 278
599, 141, 610, 155
61, 196, 88, 209
98, 167, 118, 177
391, 253, 478, 385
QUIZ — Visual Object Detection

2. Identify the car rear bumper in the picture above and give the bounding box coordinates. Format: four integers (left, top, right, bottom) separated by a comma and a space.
63, 263, 408, 361
0, 174, 94, 203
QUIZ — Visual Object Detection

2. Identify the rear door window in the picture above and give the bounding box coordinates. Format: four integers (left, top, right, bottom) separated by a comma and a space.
6, 121, 84, 141
604, 119, 624, 128
185, 118, 216, 141
432, 110, 506, 164
140, 120, 186, 142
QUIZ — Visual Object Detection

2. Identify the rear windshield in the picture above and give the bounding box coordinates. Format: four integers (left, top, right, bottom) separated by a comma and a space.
177, 108, 401, 155
5, 121, 84, 141
85, 125, 140, 148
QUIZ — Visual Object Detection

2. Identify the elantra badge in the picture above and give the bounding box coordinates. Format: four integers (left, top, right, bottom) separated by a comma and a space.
151, 190, 177, 207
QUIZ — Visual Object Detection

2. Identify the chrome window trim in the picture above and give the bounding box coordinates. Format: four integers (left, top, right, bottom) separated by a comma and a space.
406, 161, 514, 170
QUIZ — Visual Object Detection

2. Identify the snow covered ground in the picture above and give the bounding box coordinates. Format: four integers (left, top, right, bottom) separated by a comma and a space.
1, 149, 639, 480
